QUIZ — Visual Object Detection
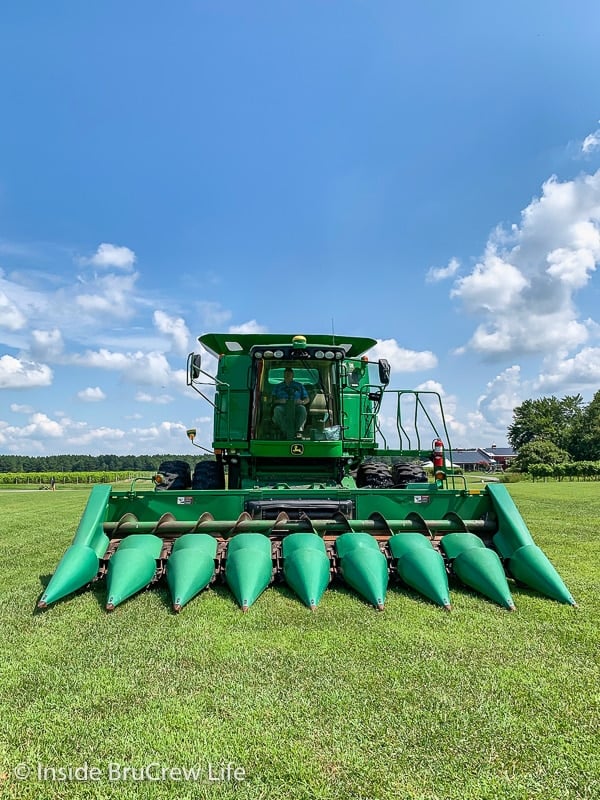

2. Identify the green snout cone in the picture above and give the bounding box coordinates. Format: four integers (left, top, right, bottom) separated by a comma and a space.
509, 544, 576, 605
336, 533, 388, 609
389, 534, 451, 608
283, 533, 330, 608
225, 533, 273, 610
39, 545, 100, 607
442, 533, 515, 609
166, 533, 218, 611
106, 535, 163, 610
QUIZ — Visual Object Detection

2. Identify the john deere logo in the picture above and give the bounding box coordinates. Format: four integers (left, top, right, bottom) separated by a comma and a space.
290, 443, 304, 455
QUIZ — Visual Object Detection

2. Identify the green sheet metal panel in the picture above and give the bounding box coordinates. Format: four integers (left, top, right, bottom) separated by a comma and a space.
283, 534, 331, 609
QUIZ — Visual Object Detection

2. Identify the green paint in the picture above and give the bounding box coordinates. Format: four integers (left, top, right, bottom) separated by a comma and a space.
225, 534, 273, 610
38, 484, 112, 607
336, 533, 388, 609
106, 535, 163, 610
166, 534, 218, 611
282, 534, 330, 608
441, 533, 515, 610
509, 545, 576, 606
39, 545, 101, 607
389, 534, 451, 608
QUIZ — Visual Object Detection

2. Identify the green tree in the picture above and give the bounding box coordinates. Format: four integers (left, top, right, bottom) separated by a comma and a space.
566, 390, 600, 461
511, 440, 571, 473
507, 394, 584, 452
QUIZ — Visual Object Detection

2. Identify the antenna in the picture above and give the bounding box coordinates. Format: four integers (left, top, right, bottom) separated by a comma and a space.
331, 317, 336, 345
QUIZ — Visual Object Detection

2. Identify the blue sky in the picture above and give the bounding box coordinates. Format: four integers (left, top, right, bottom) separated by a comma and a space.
2, 1, 600, 456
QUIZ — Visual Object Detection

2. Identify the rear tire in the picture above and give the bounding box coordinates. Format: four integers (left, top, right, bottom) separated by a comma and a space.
192, 460, 225, 490
392, 463, 428, 487
156, 460, 191, 490
355, 462, 394, 488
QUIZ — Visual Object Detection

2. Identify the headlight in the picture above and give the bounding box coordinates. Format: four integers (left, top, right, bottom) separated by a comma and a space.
274, 349, 284, 358
264, 350, 274, 359
315, 350, 324, 359
255, 351, 263, 359
325, 351, 334, 359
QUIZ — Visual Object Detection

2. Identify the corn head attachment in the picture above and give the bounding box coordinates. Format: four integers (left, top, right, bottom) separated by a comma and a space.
39, 333, 576, 613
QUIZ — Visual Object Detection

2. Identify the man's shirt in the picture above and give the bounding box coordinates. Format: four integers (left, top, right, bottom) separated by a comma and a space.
272, 380, 308, 403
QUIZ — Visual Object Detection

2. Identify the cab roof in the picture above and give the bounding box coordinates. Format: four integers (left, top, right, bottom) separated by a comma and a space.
199, 333, 377, 359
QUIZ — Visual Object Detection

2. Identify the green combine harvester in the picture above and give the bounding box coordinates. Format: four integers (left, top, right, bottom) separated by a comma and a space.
39, 333, 576, 613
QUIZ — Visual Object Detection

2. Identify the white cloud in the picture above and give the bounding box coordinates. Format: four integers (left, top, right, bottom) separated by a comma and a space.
10, 403, 34, 413
131, 420, 188, 443
370, 338, 437, 372
465, 313, 590, 357
0, 291, 26, 330
426, 257, 460, 283
451, 170, 600, 358
30, 328, 64, 360
153, 310, 191, 354
75, 272, 140, 319
228, 320, 268, 334
197, 301, 232, 328
473, 365, 523, 431
70, 349, 174, 386
0, 410, 130, 451
582, 127, 600, 155
66, 426, 126, 446
0, 355, 53, 388
77, 386, 106, 402
70, 348, 130, 370
9, 412, 64, 438
85, 243, 136, 270
135, 391, 173, 404
535, 347, 600, 391
451, 250, 528, 312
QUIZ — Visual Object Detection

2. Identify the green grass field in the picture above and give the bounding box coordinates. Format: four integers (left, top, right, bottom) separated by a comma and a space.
1, 482, 598, 800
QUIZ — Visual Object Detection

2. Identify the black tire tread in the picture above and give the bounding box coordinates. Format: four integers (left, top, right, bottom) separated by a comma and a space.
156, 460, 192, 491
392, 463, 428, 487
355, 461, 394, 488
192, 460, 225, 490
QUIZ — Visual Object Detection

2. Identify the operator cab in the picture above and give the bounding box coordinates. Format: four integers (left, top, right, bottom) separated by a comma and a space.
249, 345, 343, 441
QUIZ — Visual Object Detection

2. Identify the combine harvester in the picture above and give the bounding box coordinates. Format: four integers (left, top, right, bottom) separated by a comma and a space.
39, 333, 576, 613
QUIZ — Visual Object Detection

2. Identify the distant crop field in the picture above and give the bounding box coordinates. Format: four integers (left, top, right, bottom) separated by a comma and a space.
0, 470, 148, 488
0, 482, 598, 800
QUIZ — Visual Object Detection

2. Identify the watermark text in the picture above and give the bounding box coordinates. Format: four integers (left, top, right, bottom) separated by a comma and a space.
10, 761, 246, 783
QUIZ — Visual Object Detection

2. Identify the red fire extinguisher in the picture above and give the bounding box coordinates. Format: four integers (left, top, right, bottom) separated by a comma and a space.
433, 438, 444, 470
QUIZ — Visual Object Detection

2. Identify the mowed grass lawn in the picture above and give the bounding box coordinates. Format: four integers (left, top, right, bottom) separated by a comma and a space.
0, 482, 598, 800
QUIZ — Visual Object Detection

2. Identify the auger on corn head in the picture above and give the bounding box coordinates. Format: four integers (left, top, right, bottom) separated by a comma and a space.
39, 333, 576, 613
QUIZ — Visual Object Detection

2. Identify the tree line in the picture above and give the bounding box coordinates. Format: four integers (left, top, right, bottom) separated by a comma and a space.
0, 454, 212, 474
508, 390, 600, 472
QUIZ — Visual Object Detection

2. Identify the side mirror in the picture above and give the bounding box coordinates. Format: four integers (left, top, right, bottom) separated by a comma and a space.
378, 359, 390, 386
186, 428, 197, 442
190, 353, 202, 380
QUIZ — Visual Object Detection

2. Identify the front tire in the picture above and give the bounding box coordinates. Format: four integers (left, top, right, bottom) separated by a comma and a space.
155, 460, 192, 490
192, 460, 225, 490
355, 462, 394, 488
392, 463, 428, 487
